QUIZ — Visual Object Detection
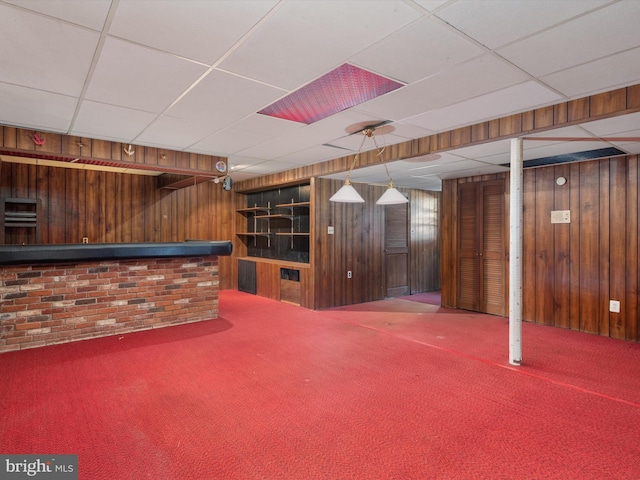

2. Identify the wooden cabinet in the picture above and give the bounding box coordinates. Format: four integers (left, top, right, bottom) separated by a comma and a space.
235, 183, 313, 308
0, 197, 41, 244
457, 180, 507, 315
236, 184, 310, 264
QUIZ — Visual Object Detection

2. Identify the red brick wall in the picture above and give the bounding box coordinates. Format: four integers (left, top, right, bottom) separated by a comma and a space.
0, 256, 219, 353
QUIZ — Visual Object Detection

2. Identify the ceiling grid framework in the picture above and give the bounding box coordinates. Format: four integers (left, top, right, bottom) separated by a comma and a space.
0, 0, 639, 191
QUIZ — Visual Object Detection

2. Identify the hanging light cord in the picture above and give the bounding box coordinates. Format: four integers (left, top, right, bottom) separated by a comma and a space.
345, 128, 386, 184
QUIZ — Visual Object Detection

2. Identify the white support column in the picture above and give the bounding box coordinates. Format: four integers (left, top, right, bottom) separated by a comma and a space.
509, 138, 523, 366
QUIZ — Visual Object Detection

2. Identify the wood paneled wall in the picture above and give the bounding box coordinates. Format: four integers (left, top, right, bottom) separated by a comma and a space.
1, 126, 226, 175
313, 178, 386, 309
0, 162, 236, 289
441, 155, 640, 341
313, 178, 440, 309
410, 189, 441, 294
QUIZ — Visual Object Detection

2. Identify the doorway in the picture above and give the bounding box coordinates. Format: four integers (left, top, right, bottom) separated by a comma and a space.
456, 179, 507, 315
385, 202, 409, 297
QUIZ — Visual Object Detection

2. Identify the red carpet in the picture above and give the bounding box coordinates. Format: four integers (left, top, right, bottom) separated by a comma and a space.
1, 290, 639, 479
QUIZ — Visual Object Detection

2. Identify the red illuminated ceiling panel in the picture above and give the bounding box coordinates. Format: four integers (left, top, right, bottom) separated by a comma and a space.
258, 64, 403, 124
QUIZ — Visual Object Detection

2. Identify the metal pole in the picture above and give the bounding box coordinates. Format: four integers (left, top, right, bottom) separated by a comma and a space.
509, 138, 523, 366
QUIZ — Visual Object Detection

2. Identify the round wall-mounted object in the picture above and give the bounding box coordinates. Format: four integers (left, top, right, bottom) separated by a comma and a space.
215, 160, 227, 173
556, 176, 567, 186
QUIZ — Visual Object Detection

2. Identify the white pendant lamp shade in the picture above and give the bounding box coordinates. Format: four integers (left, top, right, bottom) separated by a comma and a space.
376, 184, 408, 205
329, 182, 365, 203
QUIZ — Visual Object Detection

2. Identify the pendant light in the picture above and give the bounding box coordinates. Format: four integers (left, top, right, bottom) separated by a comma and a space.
330, 126, 408, 205
376, 163, 408, 205
329, 129, 371, 203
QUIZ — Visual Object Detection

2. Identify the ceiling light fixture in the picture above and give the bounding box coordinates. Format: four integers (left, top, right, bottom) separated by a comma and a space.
330, 126, 408, 205
376, 161, 409, 205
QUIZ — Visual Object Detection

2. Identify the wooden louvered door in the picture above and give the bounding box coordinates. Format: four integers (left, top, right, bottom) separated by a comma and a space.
385, 202, 409, 298
457, 180, 506, 315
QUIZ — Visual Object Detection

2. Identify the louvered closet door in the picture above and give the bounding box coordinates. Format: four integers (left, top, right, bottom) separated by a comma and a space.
456, 180, 506, 315
385, 202, 409, 297
457, 183, 480, 310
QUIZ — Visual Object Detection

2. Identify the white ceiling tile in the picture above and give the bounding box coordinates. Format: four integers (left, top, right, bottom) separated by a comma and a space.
0, 82, 77, 132
3, 0, 112, 30
524, 140, 618, 161
277, 145, 350, 165
237, 109, 389, 160
190, 128, 273, 157
86, 37, 207, 113
165, 70, 284, 130
408, 81, 562, 132
451, 140, 512, 160
411, 0, 450, 13
439, 164, 509, 180
231, 114, 305, 138
580, 112, 640, 136
351, 17, 484, 84
614, 142, 640, 154
436, 0, 608, 50
497, 1, 640, 77
190, 113, 306, 156
71, 101, 158, 143
109, 0, 278, 65
383, 122, 436, 140
540, 47, 640, 98
218, 0, 422, 89
0, 4, 100, 96
232, 160, 298, 175
358, 54, 529, 121
135, 115, 216, 150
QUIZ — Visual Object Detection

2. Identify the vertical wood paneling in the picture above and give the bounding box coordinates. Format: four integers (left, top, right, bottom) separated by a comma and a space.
440, 179, 456, 307
568, 163, 581, 331
608, 158, 626, 339
553, 164, 571, 329
65, 169, 80, 243
522, 170, 536, 321
627, 158, 639, 341
313, 178, 387, 309
598, 161, 610, 336
104, 173, 117, 243
441, 155, 639, 341
119, 174, 132, 243
0, 164, 235, 288
410, 189, 441, 293
84, 170, 101, 242
535, 167, 555, 325
36, 165, 50, 244
579, 161, 600, 334
130, 175, 145, 242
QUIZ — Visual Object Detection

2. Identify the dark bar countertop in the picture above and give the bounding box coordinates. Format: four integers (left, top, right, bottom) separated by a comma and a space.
0, 241, 233, 266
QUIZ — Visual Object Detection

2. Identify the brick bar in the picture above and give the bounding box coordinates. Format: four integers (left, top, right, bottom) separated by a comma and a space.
0, 256, 219, 352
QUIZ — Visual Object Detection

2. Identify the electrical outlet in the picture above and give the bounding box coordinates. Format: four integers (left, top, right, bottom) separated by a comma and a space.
328, 226, 334, 235
347, 271, 352, 279
82, 237, 88, 244
609, 300, 620, 313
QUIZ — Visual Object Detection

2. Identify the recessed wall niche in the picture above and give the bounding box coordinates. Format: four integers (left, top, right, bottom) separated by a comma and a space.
236, 183, 310, 263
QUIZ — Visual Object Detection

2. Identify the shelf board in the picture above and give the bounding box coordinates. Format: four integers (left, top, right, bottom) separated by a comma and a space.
237, 206, 270, 213
236, 232, 272, 236
254, 214, 295, 219
276, 201, 310, 208
275, 232, 310, 236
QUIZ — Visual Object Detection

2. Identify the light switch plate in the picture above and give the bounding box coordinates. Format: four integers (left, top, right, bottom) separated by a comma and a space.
609, 300, 620, 313
551, 210, 570, 224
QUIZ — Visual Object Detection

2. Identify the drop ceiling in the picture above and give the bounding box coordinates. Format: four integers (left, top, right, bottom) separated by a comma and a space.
1, 0, 640, 191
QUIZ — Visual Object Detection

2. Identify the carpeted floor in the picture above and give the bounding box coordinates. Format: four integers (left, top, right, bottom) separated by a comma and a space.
1, 290, 639, 479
